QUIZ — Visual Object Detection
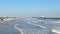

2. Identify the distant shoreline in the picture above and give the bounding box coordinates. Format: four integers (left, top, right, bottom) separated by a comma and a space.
33, 17, 60, 20
0, 17, 20, 22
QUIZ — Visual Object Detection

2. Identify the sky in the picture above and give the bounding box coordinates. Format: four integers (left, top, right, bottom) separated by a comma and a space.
0, 0, 60, 17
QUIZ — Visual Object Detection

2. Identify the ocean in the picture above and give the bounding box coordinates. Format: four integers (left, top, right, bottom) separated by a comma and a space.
0, 18, 60, 34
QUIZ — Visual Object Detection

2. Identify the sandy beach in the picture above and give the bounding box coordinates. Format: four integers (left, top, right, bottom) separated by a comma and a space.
0, 17, 20, 22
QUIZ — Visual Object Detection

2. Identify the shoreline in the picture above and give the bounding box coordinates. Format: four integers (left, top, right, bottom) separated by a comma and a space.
0, 17, 20, 22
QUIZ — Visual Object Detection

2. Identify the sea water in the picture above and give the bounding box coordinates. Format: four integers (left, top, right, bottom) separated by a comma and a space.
0, 18, 60, 34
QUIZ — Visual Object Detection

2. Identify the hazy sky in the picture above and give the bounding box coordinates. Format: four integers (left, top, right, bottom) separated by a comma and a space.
0, 0, 60, 17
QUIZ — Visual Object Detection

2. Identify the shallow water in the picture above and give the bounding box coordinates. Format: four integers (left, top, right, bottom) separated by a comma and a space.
0, 18, 60, 34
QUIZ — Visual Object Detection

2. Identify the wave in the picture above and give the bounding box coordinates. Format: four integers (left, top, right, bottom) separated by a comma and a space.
14, 24, 24, 34
24, 21, 46, 28
1, 18, 60, 34
52, 29, 60, 34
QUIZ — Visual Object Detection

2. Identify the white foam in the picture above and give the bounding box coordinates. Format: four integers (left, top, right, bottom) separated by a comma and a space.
32, 24, 46, 28
26, 22, 46, 28
14, 25, 24, 34
38, 20, 42, 21
52, 29, 60, 34
24, 18, 46, 28
55, 22, 60, 23
55, 20, 60, 23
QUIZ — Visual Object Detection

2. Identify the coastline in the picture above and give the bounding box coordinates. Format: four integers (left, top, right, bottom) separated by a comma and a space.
0, 17, 20, 22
